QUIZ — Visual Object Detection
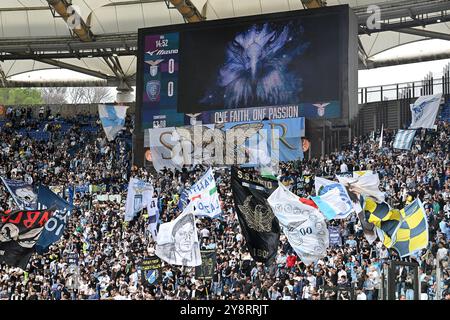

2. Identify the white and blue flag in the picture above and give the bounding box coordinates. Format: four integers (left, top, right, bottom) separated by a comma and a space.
0, 177, 37, 210
125, 178, 154, 222
393, 129, 416, 150
409, 94, 442, 129
98, 104, 128, 141
180, 168, 222, 219
311, 177, 354, 220
268, 182, 329, 265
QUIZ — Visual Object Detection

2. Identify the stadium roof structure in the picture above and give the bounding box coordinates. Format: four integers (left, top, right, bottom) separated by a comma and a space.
0, 0, 449, 88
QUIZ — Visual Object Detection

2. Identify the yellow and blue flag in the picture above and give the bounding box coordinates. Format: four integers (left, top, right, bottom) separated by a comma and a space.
364, 197, 401, 248
364, 197, 429, 257
392, 199, 429, 257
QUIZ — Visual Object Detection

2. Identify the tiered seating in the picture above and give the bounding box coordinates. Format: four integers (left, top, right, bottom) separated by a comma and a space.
27, 131, 51, 142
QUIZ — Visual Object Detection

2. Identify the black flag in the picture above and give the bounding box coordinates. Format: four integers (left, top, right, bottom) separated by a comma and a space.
141, 256, 162, 286
195, 250, 217, 280
231, 167, 280, 264
0, 210, 51, 269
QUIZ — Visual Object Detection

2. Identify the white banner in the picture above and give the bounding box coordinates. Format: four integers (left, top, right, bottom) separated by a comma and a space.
155, 202, 202, 267
184, 168, 222, 218
268, 183, 329, 265
147, 197, 159, 241
409, 94, 442, 129
337, 171, 385, 204
96, 194, 122, 203
125, 178, 153, 222
147, 122, 286, 172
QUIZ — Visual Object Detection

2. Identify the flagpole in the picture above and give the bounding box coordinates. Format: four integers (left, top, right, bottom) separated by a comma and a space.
204, 276, 209, 300
379, 124, 384, 149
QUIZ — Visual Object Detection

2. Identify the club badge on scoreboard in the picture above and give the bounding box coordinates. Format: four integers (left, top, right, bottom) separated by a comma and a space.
147, 80, 161, 102
146, 59, 164, 77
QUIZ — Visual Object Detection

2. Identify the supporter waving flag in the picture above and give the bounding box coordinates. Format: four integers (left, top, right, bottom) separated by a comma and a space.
35, 185, 74, 254
393, 129, 416, 150
98, 104, 128, 141
147, 196, 159, 240
392, 199, 429, 258
125, 178, 154, 222
177, 168, 222, 219
336, 171, 385, 204
409, 93, 442, 129
0, 209, 51, 269
0, 177, 37, 210
231, 167, 280, 264
364, 197, 402, 248
268, 182, 329, 265
311, 177, 355, 219
155, 202, 202, 267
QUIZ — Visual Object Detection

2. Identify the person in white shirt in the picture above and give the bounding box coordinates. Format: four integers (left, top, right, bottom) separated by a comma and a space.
282, 287, 293, 300
356, 289, 367, 300
302, 281, 312, 300
340, 161, 348, 173
306, 271, 316, 288
200, 227, 210, 239
436, 242, 448, 265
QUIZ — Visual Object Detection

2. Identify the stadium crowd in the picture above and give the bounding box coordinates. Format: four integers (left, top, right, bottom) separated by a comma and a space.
0, 107, 449, 301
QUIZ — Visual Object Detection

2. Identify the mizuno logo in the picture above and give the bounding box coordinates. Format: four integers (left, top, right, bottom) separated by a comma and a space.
147, 49, 179, 56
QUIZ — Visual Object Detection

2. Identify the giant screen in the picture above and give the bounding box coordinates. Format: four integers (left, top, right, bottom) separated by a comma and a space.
137, 5, 353, 129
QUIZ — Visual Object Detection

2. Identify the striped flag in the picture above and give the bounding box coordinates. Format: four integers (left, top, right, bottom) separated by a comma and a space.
392, 199, 429, 257
393, 129, 416, 150
364, 197, 402, 248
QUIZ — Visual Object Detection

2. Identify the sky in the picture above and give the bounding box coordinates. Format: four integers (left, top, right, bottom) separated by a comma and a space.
359, 58, 450, 87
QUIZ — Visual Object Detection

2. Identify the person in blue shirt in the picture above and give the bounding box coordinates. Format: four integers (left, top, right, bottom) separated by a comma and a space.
345, 235, 357, 248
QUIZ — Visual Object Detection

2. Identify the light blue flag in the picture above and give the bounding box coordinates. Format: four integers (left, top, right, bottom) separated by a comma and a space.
393, 129, 416, 150
311, 177, 354, 220
310, 194, 339, 220
98, 104, 128, 141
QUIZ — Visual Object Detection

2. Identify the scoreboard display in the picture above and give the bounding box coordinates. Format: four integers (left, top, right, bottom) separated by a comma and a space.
137, 5, 356, 129
142, 33, 181, 128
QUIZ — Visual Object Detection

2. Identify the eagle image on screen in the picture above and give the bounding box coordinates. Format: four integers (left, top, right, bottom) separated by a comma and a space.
200, 22, 310, 109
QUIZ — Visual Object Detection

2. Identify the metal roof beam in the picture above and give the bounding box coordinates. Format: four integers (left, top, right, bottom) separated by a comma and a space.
0, 51, 136, 61
0, 65, 7, 87
360, 14, 450, 34
34, 57, 112, 80
366, 50, 450, 69
47, 0, 95, 42
395, 27, 450, 41
356, 0, 450, 23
